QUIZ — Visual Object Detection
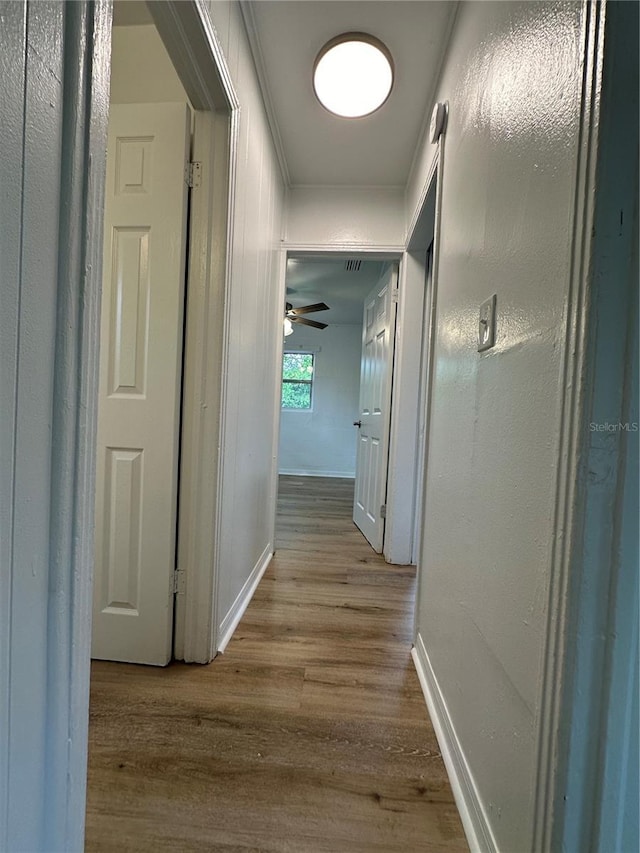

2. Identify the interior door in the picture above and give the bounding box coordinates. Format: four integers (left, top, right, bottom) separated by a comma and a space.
353, 264, 398, 552
92, 102, 190, 666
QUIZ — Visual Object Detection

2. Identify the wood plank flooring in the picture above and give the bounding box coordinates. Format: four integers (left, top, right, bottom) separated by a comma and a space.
86, 476, 468, 852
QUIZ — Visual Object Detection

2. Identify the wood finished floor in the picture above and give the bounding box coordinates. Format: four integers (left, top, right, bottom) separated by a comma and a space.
86, 476, 468, 852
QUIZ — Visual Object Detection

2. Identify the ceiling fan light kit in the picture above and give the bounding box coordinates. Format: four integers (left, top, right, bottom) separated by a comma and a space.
313, 32, 394, 118
285, 300, 330, 331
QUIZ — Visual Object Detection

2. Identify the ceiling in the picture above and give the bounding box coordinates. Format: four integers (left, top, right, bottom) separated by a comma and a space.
244, 1, 456, 186
111, 2, 445, 319
113, 1, 455, 187
286, 258, 385, 326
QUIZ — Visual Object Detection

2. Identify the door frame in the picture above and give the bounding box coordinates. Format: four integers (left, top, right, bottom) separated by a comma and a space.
3, 2, 240, 841
396, 144, 442, 573
148, 1, 240, 663
1, 3, 112, 848
380, 144, 443, 566
274, 246, 408, 560
411, 244, 434, 564
275, 157, 443, 567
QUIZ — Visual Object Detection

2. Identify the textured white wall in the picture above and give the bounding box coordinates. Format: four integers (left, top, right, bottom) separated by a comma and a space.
279, 326, 361, 478
409, 2, 588, 850
202, 1, 285, 634
285, 185, 405, 248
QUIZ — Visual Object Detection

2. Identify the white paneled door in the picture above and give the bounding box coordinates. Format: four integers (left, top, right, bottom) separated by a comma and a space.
92, 103, 190, 665
353, 265, 398, 552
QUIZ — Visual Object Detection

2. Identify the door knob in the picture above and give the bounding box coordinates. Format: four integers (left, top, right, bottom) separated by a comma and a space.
353, 420, 362, 428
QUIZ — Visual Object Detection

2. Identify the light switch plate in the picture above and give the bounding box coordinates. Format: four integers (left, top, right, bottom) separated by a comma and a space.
478, 294, 497, 352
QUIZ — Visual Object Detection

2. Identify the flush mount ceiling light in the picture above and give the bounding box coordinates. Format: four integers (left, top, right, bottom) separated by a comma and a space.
313, 33, 394, 118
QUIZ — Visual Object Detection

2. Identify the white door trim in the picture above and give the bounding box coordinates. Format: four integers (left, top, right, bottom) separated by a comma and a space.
0, 2, 111, 848
384, 144, 442, 565
533, 3, 632, 848
268, 247, 289, 551
150, 1, 239, 662
150, 0, 240, 113
284, 242, 405, 257
411, 244, 434, 565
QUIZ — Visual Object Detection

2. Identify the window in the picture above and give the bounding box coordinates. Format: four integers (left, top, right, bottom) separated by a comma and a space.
282, 351, 314, 410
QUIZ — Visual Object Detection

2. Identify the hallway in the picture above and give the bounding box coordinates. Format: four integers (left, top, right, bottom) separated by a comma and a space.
85, 476, 468, 852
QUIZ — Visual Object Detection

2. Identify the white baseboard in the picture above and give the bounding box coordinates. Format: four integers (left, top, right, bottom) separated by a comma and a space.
411, 635, 498, 853
278, 469, 355, 478
217, 543, 272, 653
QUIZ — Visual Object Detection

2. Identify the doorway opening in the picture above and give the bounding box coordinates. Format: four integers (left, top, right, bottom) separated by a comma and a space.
403, 155, 441, 642
91, 0, 237, 667
405, 169, 438, 566
275, 252, 401, 556
91, 21, 193, 666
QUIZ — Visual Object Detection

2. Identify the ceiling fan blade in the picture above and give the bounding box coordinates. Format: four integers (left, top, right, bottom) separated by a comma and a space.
292, 316, 328, 330
289, 302, 330, 316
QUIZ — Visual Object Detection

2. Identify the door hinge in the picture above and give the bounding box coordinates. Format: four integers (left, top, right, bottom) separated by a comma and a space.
185, 161, 202, 189
380, 504, 387, 518
173, 569, 186, 596
391, 287, 399, 304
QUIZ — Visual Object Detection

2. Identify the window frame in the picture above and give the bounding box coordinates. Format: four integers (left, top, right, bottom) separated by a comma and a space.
281, 350, 315, 411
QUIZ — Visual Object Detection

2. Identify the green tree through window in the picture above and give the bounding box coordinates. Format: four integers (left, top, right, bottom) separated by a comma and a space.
282, 352, 314, 409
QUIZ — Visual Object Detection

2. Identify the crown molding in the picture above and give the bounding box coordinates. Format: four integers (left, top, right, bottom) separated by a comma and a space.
239, 0, 291, 187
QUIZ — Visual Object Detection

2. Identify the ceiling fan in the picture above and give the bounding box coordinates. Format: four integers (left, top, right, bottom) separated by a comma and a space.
285, 300, 330, 330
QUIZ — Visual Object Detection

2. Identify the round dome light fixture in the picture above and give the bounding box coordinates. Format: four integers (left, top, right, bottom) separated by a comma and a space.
313, 33, 394, 118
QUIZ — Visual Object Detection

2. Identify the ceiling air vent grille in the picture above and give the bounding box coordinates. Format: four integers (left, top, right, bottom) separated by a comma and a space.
345, 260, 362, 272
